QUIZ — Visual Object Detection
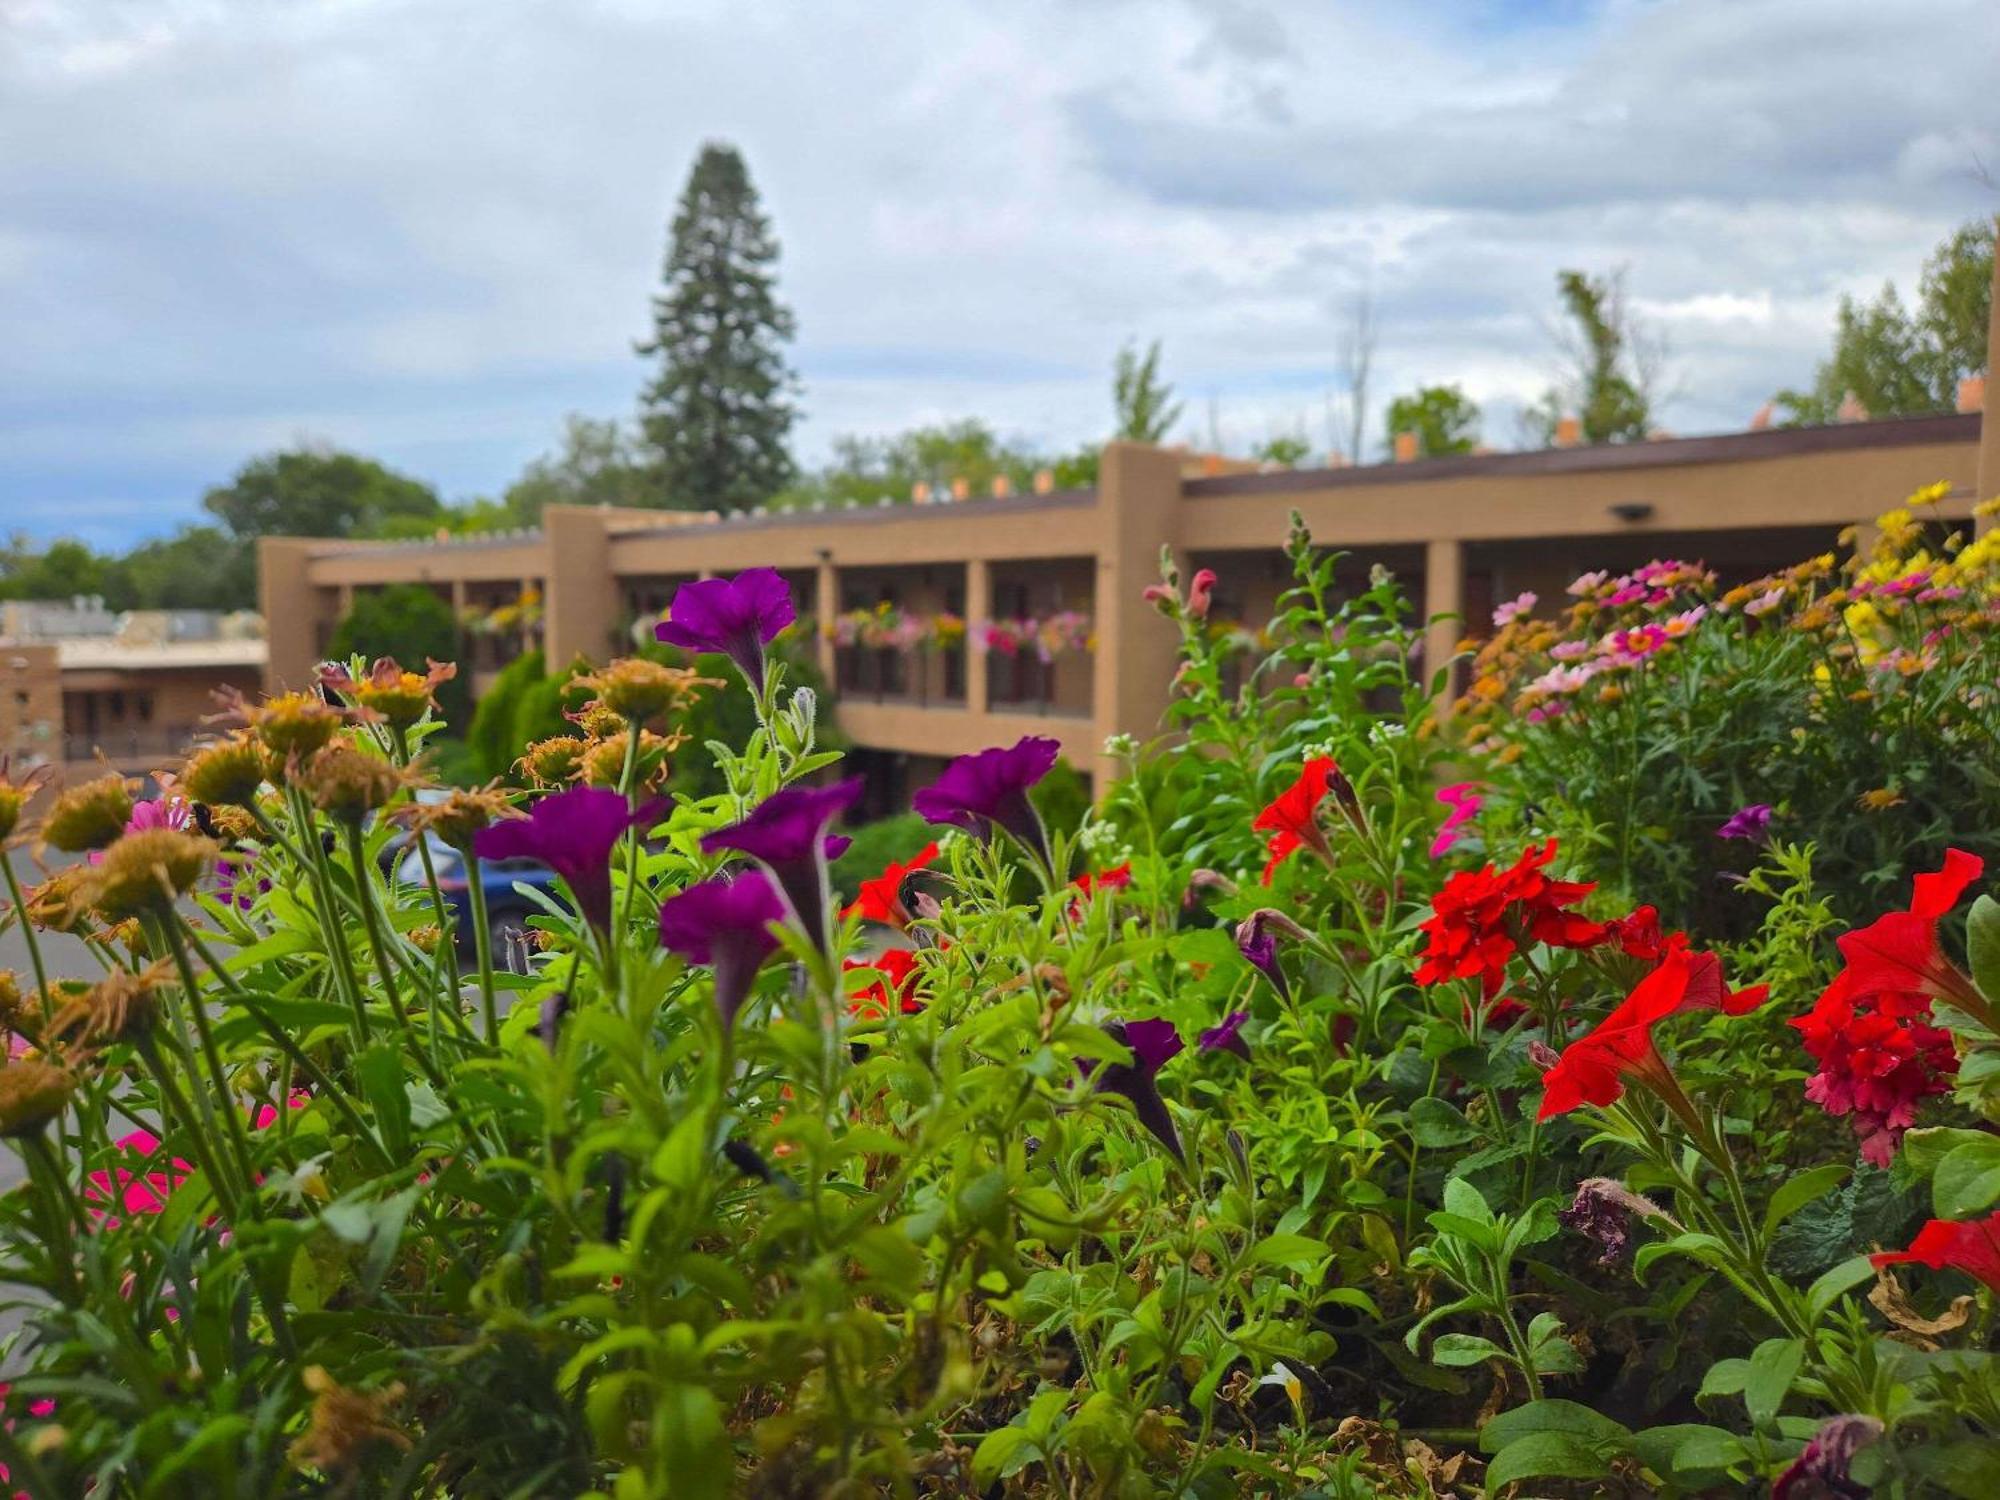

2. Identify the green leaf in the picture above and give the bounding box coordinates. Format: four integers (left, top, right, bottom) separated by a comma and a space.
1968, 895, 2000, 1007
1769, 1169, 1924, 1280
1745, 1337, 1805, 1429
355, 1043, 412, 1161
1483, 1431, 1615, 1492
1763, 1163, 1848, 1239
1408, 1096, 1479, 1147
1442, 1175, 1492, 1223
1251, 1233, 1331, 1271
1629, 1423, 1745, 1484
1430, 1333, 1509, 1367
1934, 1135, 2000, 1219
971, 1427, 1039, 1487
1479, 1399, 1629, 1454
1806, 1255, 1877, 1318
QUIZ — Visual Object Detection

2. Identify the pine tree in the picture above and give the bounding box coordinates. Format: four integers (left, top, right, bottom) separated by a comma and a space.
637, 143, 798, 510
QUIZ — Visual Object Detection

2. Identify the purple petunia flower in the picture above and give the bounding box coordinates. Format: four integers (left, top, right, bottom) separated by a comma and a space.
474, 785, 667, 933
1199, 1011, 1251, 1060
701, 778, 863, 954
1716, 803, 1773, 843
1773, 1414, 1883, 1500
1235, 909, 1307, 1002
654, 568, 796, 687
658, 870, 789, 1030
913, 736, 1060, 868
1081, 1018, 1186, 1161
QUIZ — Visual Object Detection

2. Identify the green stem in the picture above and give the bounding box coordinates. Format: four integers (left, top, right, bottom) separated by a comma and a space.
135, 1035, 240, 1221
157, 916, 260, 1202
1, 851, 51, 1024
463, 850, 500, 1040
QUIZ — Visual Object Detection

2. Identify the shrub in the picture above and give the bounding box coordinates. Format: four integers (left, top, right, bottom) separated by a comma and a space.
327, 583, 471, 726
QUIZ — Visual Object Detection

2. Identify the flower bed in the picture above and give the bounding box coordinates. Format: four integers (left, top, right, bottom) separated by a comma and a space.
1, 506, 1998, 1495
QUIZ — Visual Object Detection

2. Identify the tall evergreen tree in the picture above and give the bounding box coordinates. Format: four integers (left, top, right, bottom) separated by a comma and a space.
637, 143, 798, 511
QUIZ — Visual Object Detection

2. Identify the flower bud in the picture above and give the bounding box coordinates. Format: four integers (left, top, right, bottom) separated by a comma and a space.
301, 743, 406, 824
241, 691, 343, 762
81, 830, 216, 920
0, 1059, 73, 1138
41, 774, 135, 853
182, 734, 270, 808
518, 736, 585, 786
574, 658, 712, 723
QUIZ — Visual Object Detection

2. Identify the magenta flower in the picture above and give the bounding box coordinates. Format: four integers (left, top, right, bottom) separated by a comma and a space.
701, 778, 863, 952
474, 786, 667, 933
1199, 1011, 1250, 1060
1430, 782, 1482, 859
913, 736, 1060, 867
1082, 1018, 1186, 1161
1717, 803, 1773, 843
1235, 909, 1306, 1002
658, 870, 789, 1030
654, 567, 796, 686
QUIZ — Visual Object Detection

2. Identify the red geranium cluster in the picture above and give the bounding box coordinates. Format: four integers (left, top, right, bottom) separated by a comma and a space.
1415, 839, 1608, 1000
1793, 849, 1985, 1166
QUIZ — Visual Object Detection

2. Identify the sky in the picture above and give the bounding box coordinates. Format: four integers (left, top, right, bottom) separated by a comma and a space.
2, 0, 1996, 548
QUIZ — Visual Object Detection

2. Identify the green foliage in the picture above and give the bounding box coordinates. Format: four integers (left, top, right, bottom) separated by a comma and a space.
637, 142, 797, 511
1385, 383, 1481, 457
828, 812, 934, 902
1112, 337, 1184, 444
202, 445, 443, 540
1777, 218, 1994, 425
1525, 267, 1657, 445
466, 649, 549, 779
500, 415, 657, 527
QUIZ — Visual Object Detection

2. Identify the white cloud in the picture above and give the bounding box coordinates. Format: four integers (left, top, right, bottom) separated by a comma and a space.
1, 0, 1995, 542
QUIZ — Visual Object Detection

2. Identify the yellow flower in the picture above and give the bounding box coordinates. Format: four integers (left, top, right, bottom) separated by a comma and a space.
1857, 788, 1905, 812
41, 774, 135, 854
1907, 479, 1952, 509
182, 734, 270, 808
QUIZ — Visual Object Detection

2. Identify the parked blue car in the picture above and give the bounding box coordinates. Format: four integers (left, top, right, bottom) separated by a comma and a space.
393, 838, 560, 968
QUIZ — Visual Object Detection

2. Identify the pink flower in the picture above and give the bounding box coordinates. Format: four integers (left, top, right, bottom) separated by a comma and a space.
1743, 587, 1784, 617
1187, 569, 1217, 621
1550, 640, 1591, 662
1429, 783, 1482, 859
83, 1130, 193, 1230
1566, 570, 1609, 597
1491, 591, 1537, 629
1604, 582, 1648, 607
1662, 605, 1707, 638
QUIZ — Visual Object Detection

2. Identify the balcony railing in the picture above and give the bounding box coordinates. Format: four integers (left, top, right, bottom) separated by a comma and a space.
835, 646, 965, 707
65, 723, 211, 765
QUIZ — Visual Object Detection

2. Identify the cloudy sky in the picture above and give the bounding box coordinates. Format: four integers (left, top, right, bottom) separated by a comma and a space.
3, 0, 1995, 547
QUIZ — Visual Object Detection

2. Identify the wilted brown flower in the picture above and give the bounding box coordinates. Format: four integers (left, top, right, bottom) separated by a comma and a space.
0, 970, 36, 1040
406, 925, 443, 955
564, 702, 625, 740
40, 774, 135, 853
0, 1060, 73, 1138
299, 743, 410, 824
23, 866, 91, 933
579, 729, 680, 789
219, 688, 343, 762
181, 734, 270, 808
202, 804, 259, 844
518, 736, 585, 786
320, 657, 457, 729
573, 657, 716, 722
0, 758, 50, 843
396, 784, 521, 851
288, 1366, 410, 1473
47, 961, 171, 1051
81, 830, 217, 920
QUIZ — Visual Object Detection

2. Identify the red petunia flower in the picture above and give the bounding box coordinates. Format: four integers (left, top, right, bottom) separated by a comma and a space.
1603, 904, 1687, 962
1414, 840, 1609, 1000
845, 948, 925, 1020
1870, 1210, 2000, 1293
1072, 863, 1132, 899
843, 842, 940, 930
1793, 969, 1957, 1167
1537, 948, 1768, 1122
1253, 757, 1345, 884
1835, 848, 1988, 1020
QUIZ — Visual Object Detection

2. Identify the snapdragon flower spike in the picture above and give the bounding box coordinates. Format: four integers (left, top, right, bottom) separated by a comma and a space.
1833, 848, 1989, 1022
473, 786, 667, 933
1082, 1018, 1185, 1161
1536, 948, 1769, 1127
1252, 757, 1345, 884
658, 871, 788, 1031
1870, 1210, 2000, 1293
653, 567, 796, 687
1199, 1011, 1250, 1060
701, 778, 863, 955
913, 736, 1060, 868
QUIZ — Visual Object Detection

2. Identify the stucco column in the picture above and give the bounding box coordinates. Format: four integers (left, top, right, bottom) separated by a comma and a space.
257, 537, 323, 693
1423, 538, 1466, 709
814, 557, 837, 682
964, 558, 991, 712
1092, 443, 1185, 763
543, 506, 613, 668
1977, 214, 2000, 536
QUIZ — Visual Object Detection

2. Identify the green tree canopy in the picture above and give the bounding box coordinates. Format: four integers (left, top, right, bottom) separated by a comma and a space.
502, 415, 657, 526
637, 142, 798, 512
1525, 268, 1660, 445
1776, 218, 1994, 425
1384, 385, 1481, 458
1112, 339, 1184, 443
203, 447, 443, 540
0, 536, 118, 602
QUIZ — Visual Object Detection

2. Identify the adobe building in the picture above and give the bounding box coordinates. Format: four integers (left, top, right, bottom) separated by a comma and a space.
0, 603, 267, 783
263, 387, 1997, 805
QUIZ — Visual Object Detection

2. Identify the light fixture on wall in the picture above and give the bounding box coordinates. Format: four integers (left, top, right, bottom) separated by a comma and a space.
1608, 502, 1655, 523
